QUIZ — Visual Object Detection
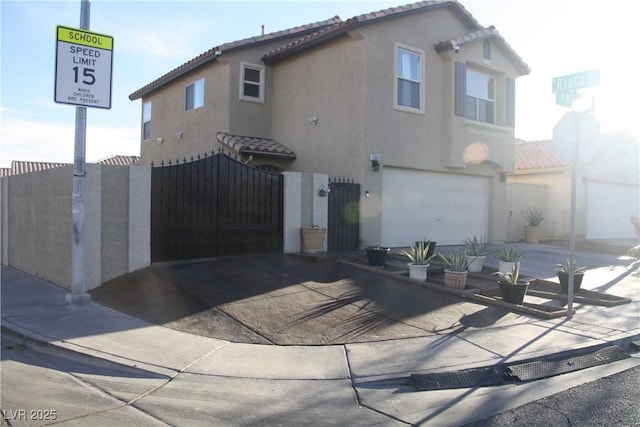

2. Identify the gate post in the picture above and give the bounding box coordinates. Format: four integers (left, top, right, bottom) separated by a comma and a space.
282, 172, 302, 253
282, 172, 328, 253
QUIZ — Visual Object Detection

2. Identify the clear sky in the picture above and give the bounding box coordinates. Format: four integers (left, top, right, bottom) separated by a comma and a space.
1, 0, 637, 168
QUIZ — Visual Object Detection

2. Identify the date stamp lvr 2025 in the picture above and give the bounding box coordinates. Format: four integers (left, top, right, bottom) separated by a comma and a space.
2, 409, 58, 422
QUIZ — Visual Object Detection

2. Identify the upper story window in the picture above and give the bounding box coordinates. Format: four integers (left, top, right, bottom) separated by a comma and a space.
240, 62, 264, 103
143, 101, 152, 140
185, 78, 204, 111
483, 40, 491, 61
465, 69, 495, 124
395, 45, 424, 113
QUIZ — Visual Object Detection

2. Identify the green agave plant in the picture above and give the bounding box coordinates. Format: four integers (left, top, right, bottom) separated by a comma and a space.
490, 247, 524, 263
464, 235, 488, 256
438, 250, 469, 272
400, 241, 437, 265
554, 258, 587, 275
524, 207, 544, 226
492, 263, 520, 284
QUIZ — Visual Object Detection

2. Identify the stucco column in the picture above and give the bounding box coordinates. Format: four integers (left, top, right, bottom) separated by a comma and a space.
282, 172, 302, 253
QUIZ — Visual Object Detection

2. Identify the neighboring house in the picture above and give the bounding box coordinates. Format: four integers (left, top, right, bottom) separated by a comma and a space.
129, 0, 530, 246
0, 156, 140, 177
509, 130, 639, 241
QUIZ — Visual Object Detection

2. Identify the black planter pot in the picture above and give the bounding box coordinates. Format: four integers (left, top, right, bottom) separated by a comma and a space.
558, 272, 584, 293
498, 280, 530, 305
414, 241, 437, 259
366, 247, 390, 267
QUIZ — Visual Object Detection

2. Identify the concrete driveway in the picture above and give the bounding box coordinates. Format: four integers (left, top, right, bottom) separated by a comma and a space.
91, 253, 526, 345
91, 241, 638, 346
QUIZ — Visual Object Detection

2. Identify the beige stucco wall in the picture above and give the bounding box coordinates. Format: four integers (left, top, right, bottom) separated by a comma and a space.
268, 8, 521, 245
1, 165, 151, 291
5, 166, 73, 287
135, 7, 527, 247
509, 169, 576, 239
139, 63, 230, 165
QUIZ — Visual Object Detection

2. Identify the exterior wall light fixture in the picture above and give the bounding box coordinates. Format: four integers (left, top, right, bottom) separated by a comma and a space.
370, 154, 381, 171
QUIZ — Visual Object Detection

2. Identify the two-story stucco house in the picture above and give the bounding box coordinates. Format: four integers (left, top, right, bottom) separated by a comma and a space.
129, 0, 530, 247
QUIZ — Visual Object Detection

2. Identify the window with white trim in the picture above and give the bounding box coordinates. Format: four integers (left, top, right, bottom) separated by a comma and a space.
143, 101, 152, 140
395, 45, 424, 113
240, 62, 264, 102
185, 78, 204, 111
465, 69, 495, 124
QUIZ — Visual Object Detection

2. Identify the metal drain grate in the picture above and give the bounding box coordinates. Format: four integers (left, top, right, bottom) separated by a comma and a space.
506, 345, 629, 382
411, 366, 506, 391
411, 345, 629, 391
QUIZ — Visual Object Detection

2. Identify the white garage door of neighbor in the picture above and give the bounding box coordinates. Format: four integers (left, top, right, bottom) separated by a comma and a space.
586, 182, 639, 239
381, 169, 489, 247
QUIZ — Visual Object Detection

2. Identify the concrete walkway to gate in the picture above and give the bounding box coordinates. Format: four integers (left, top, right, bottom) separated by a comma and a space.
2, 241, 639, 425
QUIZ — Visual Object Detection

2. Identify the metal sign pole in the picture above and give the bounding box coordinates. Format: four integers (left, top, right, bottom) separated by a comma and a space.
66, 0, 91, 304
567, 113, 579, 319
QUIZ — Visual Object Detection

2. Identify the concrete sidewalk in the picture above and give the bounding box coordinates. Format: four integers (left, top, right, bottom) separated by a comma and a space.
2, 242, 639, 426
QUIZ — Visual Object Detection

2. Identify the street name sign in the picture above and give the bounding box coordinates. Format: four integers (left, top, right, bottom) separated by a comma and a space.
55, 25, 113, 109
552, 69, 599, 108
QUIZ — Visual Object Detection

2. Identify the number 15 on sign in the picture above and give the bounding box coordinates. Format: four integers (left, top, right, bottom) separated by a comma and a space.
54, 25, 113, 109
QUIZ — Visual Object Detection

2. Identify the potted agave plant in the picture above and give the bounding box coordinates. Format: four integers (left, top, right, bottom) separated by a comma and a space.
401, 241, 438, 281
490, 247, 524, 274
414, 238, 437, 259
438, 250, 469, 289
554, 258, 587, 294
523, 207, 544, 243
464, 235, 488, 273
492, 263, 530, 305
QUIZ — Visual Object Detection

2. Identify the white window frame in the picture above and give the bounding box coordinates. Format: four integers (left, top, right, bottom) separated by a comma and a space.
394, 43, 425, 114
142, 101, 152, 140
239, 62, 265, 103
465, 69, 495, 124
185, 78, 205, 111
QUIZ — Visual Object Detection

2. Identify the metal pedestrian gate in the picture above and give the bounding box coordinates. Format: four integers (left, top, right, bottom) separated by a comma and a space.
328, 179, 360, 251
151, 153, 283, 262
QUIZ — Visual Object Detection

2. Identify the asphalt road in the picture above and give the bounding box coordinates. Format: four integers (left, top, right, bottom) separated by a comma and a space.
463, 363, 640, 426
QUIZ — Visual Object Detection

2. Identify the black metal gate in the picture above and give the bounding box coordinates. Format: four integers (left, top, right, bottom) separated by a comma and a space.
328, 178, 360, 251
151, 153, 283, 262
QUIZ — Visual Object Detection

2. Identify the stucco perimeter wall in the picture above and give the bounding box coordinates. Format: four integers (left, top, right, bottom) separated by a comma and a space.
1, 165, 151, 291
282, 172, 328, 253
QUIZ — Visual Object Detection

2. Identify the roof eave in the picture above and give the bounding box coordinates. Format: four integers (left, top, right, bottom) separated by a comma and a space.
240, 149, 297, 160
129, 18, 341, 101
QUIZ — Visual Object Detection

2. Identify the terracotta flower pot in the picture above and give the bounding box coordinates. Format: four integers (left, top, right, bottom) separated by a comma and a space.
301, 228, 326, 253
444, 270, 468, 289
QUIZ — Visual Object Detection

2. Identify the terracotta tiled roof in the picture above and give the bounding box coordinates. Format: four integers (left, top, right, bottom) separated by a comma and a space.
2, 156, 140, 176
263, 0, 483, 64
216, 132, 296, 160
10, 161, 68, 175
129, 16, 342, 100
514, 139, 566, 171
436, 27, 530, 75
94, 155, 140, 166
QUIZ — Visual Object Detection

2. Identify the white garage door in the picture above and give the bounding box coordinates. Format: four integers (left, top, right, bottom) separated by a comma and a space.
381, 168, 489, 247
586, 182, 639, 239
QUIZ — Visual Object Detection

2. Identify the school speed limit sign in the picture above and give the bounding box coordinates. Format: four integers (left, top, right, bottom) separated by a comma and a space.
55, 25, 113, 109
